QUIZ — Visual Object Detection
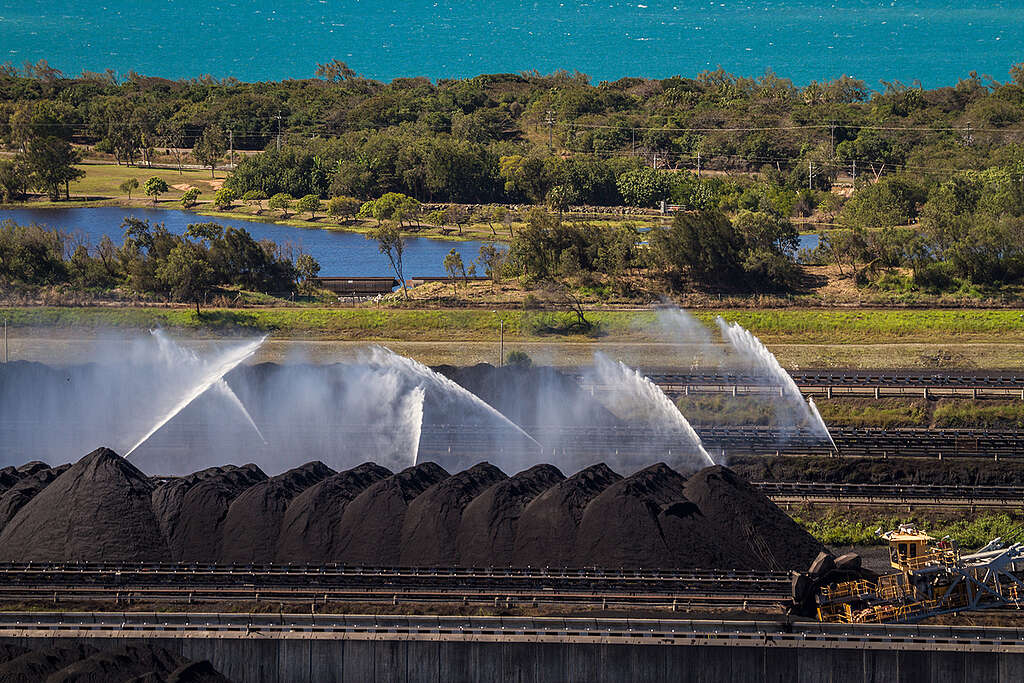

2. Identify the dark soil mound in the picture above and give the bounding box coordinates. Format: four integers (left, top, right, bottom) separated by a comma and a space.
151, 466, 234, 549
0, 644, 99, 682
0, 644, 29, 664
275, 462, 392, 564
161, 660, 233, 683
220, 461, 335, 564
0, 461, 49, 493
0, 448, 169, 562
514, 464, 622, 567
168, 463, 267, 562
0, 463, 69, 531
400, 462, 507, 566
435, 363, 622, 428
457, 464, 564, 567
336, 462, 449, 565
683, 465, 823, 570
574, 463, 690, 568
43, 643, 185, 683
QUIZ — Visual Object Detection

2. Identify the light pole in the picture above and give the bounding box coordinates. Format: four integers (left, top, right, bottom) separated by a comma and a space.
3, 317, 7, 363
494, 311, 503, 366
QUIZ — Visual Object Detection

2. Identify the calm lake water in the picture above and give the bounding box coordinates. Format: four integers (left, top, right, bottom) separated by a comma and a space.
0, 207, 492, 278
2, 1, 1020, 87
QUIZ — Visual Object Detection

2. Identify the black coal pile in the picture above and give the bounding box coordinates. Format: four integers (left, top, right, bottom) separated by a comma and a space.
400, 462, 508, 566
154, 464, 267, 562
334, 463, 450, 565
276, 462, 392, 564
0, 448, 170, 562
457, 464, 565, 567
0, 463, 69, 530
0, 642, 229, 682
219, 461, 334, 564
2, 450, 823, 571
514, 463, 622, 567
683, 465, 824, 570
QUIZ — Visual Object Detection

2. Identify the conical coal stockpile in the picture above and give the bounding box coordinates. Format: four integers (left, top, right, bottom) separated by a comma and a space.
276, 462, 392, 564
151, 465, 235, 550
0, 448, 170, 562
573, 463, 692, 568
456, 464, 564, 567
400, 462, 507, 566
159, 463, 267, 563
0, 461, 49, 494
0, 463, 69, 532
513, 463, 622, 567
219, 461, 335, 564
683, 465, 823, 570
334, 462, 449, 565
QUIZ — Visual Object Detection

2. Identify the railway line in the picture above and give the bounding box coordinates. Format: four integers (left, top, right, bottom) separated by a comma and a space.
0, 563, 788, 610
416, 424, 1024, 460
4, 611, 1024, 653
756, 481, 1024, 507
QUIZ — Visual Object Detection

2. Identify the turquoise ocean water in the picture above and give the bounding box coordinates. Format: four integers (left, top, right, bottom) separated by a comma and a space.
1, 1, 1022, 87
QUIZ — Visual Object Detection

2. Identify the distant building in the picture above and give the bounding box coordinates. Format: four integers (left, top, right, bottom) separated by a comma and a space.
314, 276, 398, 296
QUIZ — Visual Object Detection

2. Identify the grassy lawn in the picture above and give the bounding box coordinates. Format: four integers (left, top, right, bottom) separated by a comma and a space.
3, 307, 1024, 344
69, 163, 224, 200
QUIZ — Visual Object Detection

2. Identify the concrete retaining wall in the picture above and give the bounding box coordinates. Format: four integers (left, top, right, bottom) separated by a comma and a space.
4, 635, 1023, 682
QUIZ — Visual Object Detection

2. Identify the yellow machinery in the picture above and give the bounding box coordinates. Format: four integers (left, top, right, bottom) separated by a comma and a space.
816, 524, 1024, 623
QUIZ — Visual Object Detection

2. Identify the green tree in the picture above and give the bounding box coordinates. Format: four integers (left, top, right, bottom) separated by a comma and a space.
192, 124, 227, 178
296, 193, 322, 219
156, 241, 215, 314
144, 176, 168, 204
242, 189, 267, 211
180, 187, 201, 208
268, 192, 292, 217
295, 253, 321, 293
22, 136, 84, 200
213, 187, 237, 209
477, 242, 506, 282
119, 178, 140, 200
616, 167, 671, 207
327, 195, 362, 223
546, 184, 578, 216
649, 210, 744, 283
368, 222, 408, 299
0, 159, 29, 202
442, 248, 466, 294
358, 192, 421, 227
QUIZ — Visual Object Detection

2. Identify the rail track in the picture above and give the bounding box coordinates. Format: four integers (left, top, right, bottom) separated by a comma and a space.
4, 611, 1024, 651
416, 424, 1024, 460
0, 564, 788, 610
756, 481, 1024, 507
629, 369, 1024, 399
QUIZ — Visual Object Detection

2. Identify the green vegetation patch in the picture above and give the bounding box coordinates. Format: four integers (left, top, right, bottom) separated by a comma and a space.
793, 511, 1024, 550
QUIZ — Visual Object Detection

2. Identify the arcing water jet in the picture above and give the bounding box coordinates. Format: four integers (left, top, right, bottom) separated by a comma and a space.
589, 352, 713, 469
715, 317, 835, 444
364, 345, 542, 450
125, 336, 267, 457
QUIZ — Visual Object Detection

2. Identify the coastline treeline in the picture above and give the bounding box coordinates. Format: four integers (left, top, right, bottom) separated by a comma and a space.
3, 60, 1024, 297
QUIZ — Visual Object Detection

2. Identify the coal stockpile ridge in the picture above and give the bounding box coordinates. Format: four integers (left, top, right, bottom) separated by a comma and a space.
0, 642, 229, 683
684, 466, 824, 570
400, 462, 508, 566
276, 462, 392, 564
0, 463, 69, 531
219, 461, 335, 564
514, 463, 623, 567
4, 450, 821, 571
160, 463, 268, 563
457, 464, 565, 567
334, 462, 450, 565
0, 448, 170, 562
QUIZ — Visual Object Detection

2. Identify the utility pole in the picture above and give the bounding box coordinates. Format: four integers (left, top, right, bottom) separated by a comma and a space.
500, 318, 504, 367
276, 112, 282, 153
852, 159, 856, 187
830, 123, 836, 159
631, 128, 635, 156
228, 128, 234, 169
696, 151, 701, 177
545, 110, 555, 149
808, 161, 813, 190
3, 317, 7, 363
